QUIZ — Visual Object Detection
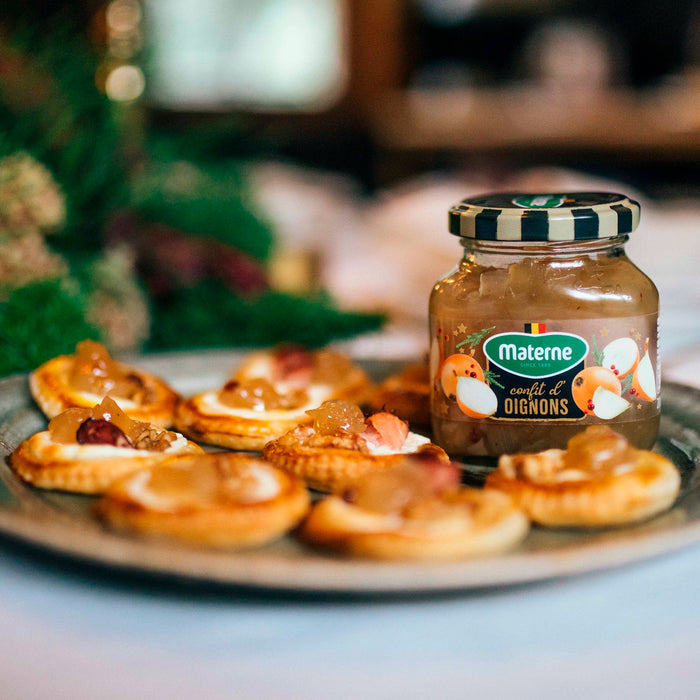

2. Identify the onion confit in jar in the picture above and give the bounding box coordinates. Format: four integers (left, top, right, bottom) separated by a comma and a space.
429, 192, 660, 458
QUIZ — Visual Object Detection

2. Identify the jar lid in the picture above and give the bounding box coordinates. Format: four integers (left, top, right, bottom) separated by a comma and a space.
448, 192, 640, 242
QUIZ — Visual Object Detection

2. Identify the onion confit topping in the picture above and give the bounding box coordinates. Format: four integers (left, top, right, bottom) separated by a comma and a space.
305, 400, 366, 436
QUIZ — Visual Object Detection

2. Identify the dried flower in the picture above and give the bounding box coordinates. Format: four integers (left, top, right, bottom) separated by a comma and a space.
0, 152, 66, 237
0, 231, 68, 293
86, 246, 150, 353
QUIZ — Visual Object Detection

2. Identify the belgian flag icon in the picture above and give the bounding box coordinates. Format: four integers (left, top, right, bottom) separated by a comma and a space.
524, 323, 546, 334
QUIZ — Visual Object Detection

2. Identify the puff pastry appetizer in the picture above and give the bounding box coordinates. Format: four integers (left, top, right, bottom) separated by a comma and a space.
262, 399, 449, 492
366, 362, 431, 432
10, 397, 202, 494
95, 452, 310, 548
30, 340, 179, 428
301, 456, 529, 559
175, 346, 371, 451
485, 426, 680, 527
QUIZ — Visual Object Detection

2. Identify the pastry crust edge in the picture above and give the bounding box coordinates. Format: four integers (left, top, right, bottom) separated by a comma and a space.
262, 438, 449, 493
175, 397, 310, 451
30, 355, 180, 428
9, 432, 203, 494
95, 454, 310, 547
485, 451, 681, 527
300, 489, 529, 560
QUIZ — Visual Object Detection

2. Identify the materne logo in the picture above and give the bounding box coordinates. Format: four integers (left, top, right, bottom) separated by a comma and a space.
512, 194, 565, 208
483, 332, 588, 378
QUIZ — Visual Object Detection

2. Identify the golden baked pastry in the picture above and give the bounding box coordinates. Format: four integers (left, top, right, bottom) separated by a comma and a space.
175, 346, 371, 450
366, 362, 431, 432
301, 457, 529, 559
10, 397, 202, 494
485, 426, 680, 527
30, 340, 179, 428
232, 346, 371, 404
95, 452, 310, 548
262, 400, 449, 492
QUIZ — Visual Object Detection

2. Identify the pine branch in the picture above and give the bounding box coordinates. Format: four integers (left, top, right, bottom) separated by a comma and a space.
483, 369, 503, 389
147, 281, 385, 351
456, 326, 495, 351
592, 334, 604, 366
0, 22, 128, 251
0, 279, 99, 375
133, 156, 274, 262
621, 373, 634, 394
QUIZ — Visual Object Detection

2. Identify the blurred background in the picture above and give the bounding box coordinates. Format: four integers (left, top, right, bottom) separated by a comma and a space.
1, 0, 699, 375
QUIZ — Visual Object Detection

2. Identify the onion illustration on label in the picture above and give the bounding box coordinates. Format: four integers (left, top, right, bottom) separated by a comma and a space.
438, 325, 501, 418
572, 366, 626, 417
601, 337, 640, 379
632, 339, 656, 401
455, 376, 498, 418
440, 352, 498, 418
572, 333, 656, 420
440, 352, 484, 398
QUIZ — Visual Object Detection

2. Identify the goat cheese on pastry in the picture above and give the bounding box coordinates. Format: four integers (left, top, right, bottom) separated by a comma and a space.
485, 426, 680, 527
10, 397, 202, 494
262, 400, 449, 492
232, 346, 370, 403
30, 340, 179, 428
300, 457, 529, 559
95, 452, 310, 548
174, 346, 371, 451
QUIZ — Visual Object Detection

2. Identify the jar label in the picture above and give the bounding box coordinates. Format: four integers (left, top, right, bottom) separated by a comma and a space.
430, 315, 659, 424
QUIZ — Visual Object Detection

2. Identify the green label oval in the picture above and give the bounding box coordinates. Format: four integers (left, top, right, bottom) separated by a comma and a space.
483, 332, 588, 378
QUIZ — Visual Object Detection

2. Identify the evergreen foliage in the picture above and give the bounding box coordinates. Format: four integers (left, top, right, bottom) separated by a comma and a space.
148, 281, 384, 351
0, 279, 100, 375
0, 24, 128, 253
133, 148, 274, 261
0, 17, 385, 375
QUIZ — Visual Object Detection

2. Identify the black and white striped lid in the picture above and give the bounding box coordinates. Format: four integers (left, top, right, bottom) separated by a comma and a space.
448, 192, 640, 242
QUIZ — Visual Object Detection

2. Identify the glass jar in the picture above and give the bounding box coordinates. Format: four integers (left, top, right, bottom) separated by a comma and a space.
429, 192, 660, 458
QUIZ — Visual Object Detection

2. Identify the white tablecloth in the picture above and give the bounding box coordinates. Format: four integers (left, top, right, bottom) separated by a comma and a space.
1, 537, 699, 700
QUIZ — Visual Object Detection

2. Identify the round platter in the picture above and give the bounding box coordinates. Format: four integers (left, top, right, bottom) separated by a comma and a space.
0, 350, 699, 595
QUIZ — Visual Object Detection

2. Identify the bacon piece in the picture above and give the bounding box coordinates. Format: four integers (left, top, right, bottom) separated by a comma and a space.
364, 412, 409, 450
410, 453, 461, 494
273, 346, 314, 389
